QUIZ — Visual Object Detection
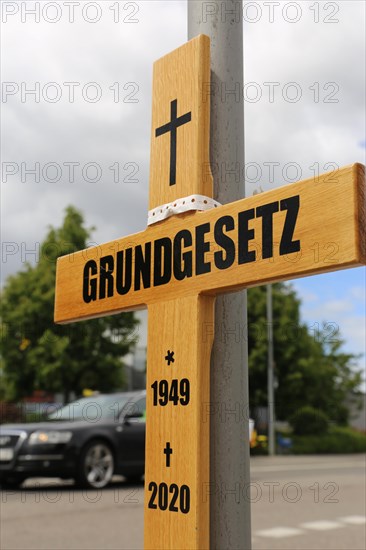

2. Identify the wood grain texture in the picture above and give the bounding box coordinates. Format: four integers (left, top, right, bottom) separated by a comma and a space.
55, 163, 366, 323
355, 163, 366, 262
144, 295, 214, 549
144, 35, 213, 550
149, 34, 212, 210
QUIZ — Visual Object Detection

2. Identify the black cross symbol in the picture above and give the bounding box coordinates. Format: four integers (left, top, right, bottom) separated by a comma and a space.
164, 442, 173, 467
165, 350, 175, 365
155, 99, 192, 186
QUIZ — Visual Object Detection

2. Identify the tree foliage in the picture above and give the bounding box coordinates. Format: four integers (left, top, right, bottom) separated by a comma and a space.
0, 206, 138, 402
248, 283, 362, 424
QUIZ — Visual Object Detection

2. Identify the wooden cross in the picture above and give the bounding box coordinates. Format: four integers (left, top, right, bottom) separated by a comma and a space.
55, 35, 366, 550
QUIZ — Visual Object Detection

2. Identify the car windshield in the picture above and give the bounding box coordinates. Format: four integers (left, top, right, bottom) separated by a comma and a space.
47, 394, 132, 422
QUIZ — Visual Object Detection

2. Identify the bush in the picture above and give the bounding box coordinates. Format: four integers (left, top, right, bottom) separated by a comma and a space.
289, 406, 329, 436
292, 426, 366, 454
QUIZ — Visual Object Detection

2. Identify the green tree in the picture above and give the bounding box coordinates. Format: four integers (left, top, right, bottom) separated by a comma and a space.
0, 206, 138, 402
248, 283, 362, 424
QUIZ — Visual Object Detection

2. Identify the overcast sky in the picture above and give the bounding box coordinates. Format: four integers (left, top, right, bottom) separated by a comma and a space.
1, 1, 365, 384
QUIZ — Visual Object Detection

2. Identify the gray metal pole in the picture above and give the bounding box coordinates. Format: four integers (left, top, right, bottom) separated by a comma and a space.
267, 284, 275, 456
188, 2, 251, 549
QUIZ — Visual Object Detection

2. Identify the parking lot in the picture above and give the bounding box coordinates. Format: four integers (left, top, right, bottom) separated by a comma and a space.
1, 454, 365, 550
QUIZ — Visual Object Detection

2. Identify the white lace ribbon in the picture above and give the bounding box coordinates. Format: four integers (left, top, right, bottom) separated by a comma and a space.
148, 194, 221, 226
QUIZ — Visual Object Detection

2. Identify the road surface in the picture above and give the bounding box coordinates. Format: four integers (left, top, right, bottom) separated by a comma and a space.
1, 454, 365, 549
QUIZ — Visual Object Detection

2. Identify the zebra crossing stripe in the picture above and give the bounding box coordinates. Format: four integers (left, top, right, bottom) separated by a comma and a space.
255, 527, 304, 538
255, 515, 365, 539
300, 520, 344, 531
339, 516, 366, 525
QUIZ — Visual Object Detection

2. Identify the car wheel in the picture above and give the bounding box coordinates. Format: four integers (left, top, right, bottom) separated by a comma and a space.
77, 440, 114, 489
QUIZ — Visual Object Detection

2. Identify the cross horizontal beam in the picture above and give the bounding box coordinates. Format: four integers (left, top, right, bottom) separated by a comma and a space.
54, 163, 365, 324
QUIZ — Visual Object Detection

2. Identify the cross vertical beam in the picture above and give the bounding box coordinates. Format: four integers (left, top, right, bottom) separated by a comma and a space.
144, 35, 213, 549
145, 296, 214, 548
148, 36, 213, 211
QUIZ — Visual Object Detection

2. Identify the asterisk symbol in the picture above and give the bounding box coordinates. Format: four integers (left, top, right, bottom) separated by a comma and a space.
165, 350, 175, 365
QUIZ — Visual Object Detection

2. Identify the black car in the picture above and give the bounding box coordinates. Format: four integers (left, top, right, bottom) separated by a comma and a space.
0, 391, 146, 489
